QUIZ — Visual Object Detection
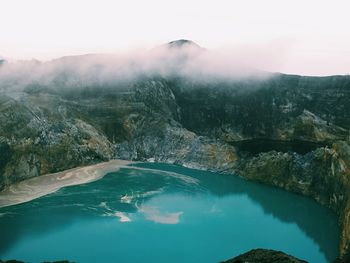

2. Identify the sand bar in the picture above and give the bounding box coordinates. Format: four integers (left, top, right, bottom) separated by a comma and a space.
0, 159, 132, 208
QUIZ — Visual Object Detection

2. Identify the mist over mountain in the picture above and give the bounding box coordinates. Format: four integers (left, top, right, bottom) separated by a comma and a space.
0, 40, 273, 94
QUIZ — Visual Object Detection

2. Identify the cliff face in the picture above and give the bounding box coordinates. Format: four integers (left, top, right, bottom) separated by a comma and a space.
0, 70, 349, 257
236, 141, 350, 255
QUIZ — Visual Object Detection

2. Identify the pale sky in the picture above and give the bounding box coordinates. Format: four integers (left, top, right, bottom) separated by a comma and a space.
1, 0, 350, 75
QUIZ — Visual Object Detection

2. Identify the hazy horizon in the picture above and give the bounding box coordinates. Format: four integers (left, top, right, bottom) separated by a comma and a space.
1, 0, 350, 76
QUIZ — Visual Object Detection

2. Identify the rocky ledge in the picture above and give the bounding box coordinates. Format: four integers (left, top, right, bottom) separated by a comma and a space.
223, 249, 350, 263
222, 249, 308, 263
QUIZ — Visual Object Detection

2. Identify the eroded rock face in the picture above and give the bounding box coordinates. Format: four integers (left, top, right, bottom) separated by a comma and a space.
236, 141, 350, 255
0, 94, 114, 189
0, 65, 349, 258
221, 249, 308, 263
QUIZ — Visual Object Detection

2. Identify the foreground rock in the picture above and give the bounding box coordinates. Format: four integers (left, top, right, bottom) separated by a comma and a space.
333, 253, 350, 263
221, 249, 308, 263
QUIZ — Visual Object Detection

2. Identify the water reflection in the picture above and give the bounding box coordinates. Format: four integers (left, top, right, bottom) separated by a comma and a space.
133, 163, 340, 262
139, 205, 183, 224
0, 163, 340, 263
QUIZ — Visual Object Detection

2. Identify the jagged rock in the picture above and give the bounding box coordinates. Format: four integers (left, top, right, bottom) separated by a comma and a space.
221, 249, 308, 263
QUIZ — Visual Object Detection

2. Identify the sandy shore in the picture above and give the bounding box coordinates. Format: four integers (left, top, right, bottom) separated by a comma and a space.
0, 159, 132, 208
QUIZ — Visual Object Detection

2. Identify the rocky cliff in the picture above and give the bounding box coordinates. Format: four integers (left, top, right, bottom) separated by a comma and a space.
0, 41, 349, 260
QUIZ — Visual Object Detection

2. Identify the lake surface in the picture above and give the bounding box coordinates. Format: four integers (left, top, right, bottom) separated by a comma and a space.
0, 163, 340, 263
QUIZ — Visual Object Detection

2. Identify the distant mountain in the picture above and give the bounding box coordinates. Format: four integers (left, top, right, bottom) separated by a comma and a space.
167, 39, 202, 49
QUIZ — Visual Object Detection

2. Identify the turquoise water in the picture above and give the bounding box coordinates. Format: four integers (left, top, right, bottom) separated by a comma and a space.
0, 163, 340, 263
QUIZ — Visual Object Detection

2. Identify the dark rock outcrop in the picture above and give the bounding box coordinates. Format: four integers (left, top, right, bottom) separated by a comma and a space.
333, 253, 350, 263
222, 249, 308, 263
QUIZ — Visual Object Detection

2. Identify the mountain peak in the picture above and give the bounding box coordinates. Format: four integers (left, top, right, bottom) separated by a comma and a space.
167, 39, 201, 49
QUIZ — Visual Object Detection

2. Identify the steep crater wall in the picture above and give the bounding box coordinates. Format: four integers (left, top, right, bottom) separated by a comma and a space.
0, 73, 349, 259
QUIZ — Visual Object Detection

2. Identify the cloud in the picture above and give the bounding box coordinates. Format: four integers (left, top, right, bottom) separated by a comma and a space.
0, 40, 275, 92
139, 205, 183, 224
